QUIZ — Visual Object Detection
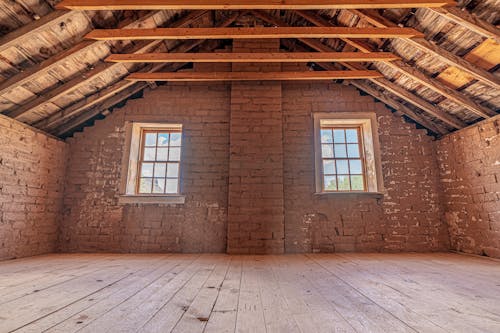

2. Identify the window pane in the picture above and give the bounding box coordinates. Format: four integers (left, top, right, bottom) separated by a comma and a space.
333, 129, 345, 143
144, 148, 156, 161
157, 148, 169, 161
347, 144, 360, 158
154, 163, 166, 178
350, 160, 363, 174
321, 144, 333, 158
324, 176, 337, 191
169, 147, 181, 161
336, 160, 349, 174
334, 144, 347, 158
320, 129, 333, 143
145, 133, 157, 146
337, 175, 351, 191
139, 178, 152, 193
152, 178, 166, 193
158, 133, 169, 147
323, 160, 336, 175
166, 179, 179, 194
167, 163, 179, 178
351, 175, 364, 190
140, 163, 154, 177
170, 133, 182, 146
346, 129, 359, 143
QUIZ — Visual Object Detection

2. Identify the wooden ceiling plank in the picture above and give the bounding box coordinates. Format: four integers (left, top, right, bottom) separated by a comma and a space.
430, 7, 500, 43
253, 10, 466, 129
85, 27, 425, 40
349, 9, 500, 89
105, 52, 400, 63
7, 10, 210, 120
56, 0, 456, 10
125, 70, 384, 81
296, 10, 496, 119
348, 80, 448, 135
0, 10, 75, 54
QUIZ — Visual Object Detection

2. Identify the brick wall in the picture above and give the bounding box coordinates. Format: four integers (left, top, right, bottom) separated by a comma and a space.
0, 114, 67, 260
437, 116, 500, 258
60, 83, 231, 253
282, 82, 449, 253
227, 39, 285, 254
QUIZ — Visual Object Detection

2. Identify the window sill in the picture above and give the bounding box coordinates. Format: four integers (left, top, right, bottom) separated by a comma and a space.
118, 195, 186, 205
314, 191, 384, 198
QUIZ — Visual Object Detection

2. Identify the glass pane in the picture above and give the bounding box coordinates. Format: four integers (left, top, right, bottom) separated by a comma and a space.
170, 133, 182, 146
145, 133, 157, 146
323, 160, 336, 175
336, 160, 349, 174
154, 163, 166, 178
346, 129, 359, 143
334, 144, 347, 158
144, 148, 156, 161
320, 129, 333, 143
169, 147, 181, 161
347, 144, 360, 158
321, 144, 334, 158
140, 163, 154, 177
337, 175, 351, 191
156, 148, 169, 161
152, 178, 166, 194
324, 176, 337, 191
333, 129, 345, 143
139, 178, 152, 194
351, 175, 364, 191
166, 179, 179, 194
167, 163, 179, 178
158, 133, 169, 147
350, 159, 363, 174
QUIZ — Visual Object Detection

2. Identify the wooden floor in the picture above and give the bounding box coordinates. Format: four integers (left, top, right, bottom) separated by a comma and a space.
0, 253, 499, 333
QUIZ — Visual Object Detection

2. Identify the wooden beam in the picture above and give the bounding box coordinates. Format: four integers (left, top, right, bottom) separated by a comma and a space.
254, 10, 466, 129
106, 52, 400, 63
430, 7, 500, 43
56, 0, 456, 10
348, 9, 500, 89
126, 70, 383, 82
347, 80, 448, 135
0, 11, 75, 54
6, 10, 209, 120
85, 27, 425, 41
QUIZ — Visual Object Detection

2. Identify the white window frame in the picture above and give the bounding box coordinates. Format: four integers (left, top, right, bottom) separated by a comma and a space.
313, 112, 384, 194
119, 122, 185, 204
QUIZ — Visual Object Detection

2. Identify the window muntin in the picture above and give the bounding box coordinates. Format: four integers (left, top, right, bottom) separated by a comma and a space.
137, 129, 182, 195
320, 126, 366, 192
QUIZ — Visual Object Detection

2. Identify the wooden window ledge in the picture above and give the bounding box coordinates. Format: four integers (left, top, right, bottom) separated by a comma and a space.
118, 195, 186, 205
314, 191, 384, 199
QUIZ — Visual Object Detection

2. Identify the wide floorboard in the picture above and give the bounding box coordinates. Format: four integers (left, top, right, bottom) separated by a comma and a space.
0, 253, 499, 333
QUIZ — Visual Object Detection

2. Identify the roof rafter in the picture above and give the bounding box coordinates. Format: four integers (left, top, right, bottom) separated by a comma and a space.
347, 9, 500, 89
56, 0, 456, 10
294, 10, 496, 119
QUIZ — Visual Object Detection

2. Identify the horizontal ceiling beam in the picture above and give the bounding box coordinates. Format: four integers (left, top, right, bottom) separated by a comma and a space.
126, 70, 383, 81
106, 52, 400, 63
56, 0, 456, 10
85, 27, 424, 40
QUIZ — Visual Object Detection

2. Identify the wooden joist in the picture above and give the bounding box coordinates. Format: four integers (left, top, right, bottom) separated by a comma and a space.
85, 27, 425, 41
0, 10, 75, 54
106, 52, 400, 63
348, 9, 500, 89
430, 7, 500, 43
126, 70, 383, 82
56, 0, 456, 10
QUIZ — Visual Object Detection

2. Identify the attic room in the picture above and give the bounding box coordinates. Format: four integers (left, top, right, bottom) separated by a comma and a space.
0, 0, 499, 332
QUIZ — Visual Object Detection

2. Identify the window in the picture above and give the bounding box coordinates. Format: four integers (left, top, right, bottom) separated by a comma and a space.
120, 123, 185, 204
314, 113, 383, 194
